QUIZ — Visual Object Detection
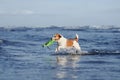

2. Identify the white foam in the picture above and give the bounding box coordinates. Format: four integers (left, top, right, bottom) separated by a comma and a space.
63, 25, 120, 30
0, 25, 120, 30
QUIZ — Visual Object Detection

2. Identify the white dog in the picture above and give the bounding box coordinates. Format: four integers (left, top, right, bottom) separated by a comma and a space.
52, 33, 81, 52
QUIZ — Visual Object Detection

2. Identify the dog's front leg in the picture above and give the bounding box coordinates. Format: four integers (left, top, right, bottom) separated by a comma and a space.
55, 47, 58, 53
55, 46, 62, 53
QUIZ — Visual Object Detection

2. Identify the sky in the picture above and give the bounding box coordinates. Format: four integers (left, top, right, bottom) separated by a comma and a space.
0, 0, 120, 27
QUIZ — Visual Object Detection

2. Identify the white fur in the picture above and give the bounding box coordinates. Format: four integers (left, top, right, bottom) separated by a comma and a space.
55, 34, 81, 52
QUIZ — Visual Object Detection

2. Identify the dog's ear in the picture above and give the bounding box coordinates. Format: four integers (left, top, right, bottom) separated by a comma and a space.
58, 34, 62, 38
56, 33, 62, 38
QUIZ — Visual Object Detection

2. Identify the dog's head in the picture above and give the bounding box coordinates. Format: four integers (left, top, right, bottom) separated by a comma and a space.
52, 33, 62, 41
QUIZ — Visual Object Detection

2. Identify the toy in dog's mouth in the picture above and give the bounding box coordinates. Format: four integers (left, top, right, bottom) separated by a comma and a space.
42, 39, 55, 48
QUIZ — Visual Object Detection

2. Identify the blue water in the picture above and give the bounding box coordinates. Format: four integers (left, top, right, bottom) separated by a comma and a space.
0, 26, 120, 80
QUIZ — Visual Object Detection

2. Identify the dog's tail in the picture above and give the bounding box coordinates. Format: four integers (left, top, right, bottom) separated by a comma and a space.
75, 34, 79, 42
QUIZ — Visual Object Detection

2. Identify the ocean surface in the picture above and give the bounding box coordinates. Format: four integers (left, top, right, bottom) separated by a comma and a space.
0, 26, 120, 80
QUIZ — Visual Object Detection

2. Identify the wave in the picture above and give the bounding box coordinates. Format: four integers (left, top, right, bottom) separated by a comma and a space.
63, 25, 120, 29
87, 49, 120, 55
0, 39, 26, 47
51, 48, 120, 56
0, 25, 120, 31
62, 25, 120, 33
0, 39, 37, 47
0, 26, 62, 32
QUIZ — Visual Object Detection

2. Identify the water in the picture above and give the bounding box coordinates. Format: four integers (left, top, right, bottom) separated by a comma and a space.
0, 26, 120, 80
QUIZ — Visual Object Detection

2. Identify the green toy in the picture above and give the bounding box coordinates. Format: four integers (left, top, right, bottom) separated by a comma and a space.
42, 39, 55, 48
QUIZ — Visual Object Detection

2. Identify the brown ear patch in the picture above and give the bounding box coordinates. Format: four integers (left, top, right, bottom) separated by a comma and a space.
54, 33, 62, 40
58, 34, 61, 38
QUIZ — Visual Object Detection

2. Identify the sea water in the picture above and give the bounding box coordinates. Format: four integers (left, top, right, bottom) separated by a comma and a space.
0, 26, 120, 80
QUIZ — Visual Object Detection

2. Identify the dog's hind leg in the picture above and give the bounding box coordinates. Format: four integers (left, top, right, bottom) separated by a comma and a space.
73, 41, 81, 51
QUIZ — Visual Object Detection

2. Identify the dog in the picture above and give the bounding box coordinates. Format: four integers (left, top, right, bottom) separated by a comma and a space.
52, 33, 81, 52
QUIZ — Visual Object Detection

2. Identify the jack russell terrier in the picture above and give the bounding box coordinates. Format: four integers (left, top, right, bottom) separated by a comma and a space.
52, 33, 81, 52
